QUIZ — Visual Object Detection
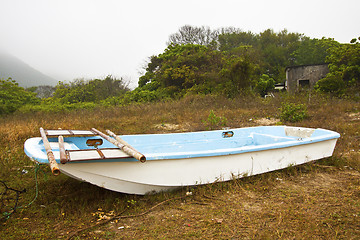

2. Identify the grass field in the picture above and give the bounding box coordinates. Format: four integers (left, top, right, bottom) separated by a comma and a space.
0, 93, 359, 239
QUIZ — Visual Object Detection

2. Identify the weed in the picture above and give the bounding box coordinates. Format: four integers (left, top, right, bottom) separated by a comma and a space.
279, 102, 308, 122
203, 110, 228, 130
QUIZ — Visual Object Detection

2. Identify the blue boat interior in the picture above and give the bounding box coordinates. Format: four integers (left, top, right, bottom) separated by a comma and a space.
32, 126, 339, 162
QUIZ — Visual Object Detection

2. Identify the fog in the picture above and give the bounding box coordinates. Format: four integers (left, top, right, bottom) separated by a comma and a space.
0, 0, 359, 88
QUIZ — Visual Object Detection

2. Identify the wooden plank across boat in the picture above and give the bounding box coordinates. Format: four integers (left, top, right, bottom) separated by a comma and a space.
24, 126, 340, 195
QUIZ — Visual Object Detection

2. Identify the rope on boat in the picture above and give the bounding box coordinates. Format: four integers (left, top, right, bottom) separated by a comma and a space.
0, 163, 41, 221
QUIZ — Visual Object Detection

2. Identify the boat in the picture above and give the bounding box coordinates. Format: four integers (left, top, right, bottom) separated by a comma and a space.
24, 126, 340, 195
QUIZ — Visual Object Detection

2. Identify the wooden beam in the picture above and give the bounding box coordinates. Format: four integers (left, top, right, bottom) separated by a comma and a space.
106, 129, 136, 151
58, 135, 67, 164
39, 127, 60, 175
91, 128, 146, 163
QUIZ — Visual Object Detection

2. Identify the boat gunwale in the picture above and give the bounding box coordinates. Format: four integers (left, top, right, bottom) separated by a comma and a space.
24, 126, 340, 164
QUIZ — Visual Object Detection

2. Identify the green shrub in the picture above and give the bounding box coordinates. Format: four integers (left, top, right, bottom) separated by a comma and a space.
0, 78, 40, 114
279, 102, 308, 122
203, 110, 227, 129
314, 73, 346, 96
254, 74, 275, 97
124, 89, 162, 103
18, 101, 97, 113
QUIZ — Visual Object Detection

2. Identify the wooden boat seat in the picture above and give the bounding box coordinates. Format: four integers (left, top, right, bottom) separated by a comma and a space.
44, 130, 96, 136
66, 148, 131, 162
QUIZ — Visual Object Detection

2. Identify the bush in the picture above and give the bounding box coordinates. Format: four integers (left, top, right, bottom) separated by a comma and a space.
0, 78, 40, 114
254, 74, 275, 97
314, 73, 345, 96
203, 110, 227, 129
18, 101, 97, 113
279, 102, 308, 122
124, 89, 162, 103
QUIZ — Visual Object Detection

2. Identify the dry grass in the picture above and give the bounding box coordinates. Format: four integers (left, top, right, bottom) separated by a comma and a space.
0, 93, 359, 239
107, 169, 360, 239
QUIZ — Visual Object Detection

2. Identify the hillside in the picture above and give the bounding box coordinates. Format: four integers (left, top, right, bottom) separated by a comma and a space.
0, 50, 58, 87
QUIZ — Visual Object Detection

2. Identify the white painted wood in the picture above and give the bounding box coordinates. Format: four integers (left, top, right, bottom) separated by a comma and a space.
59, 139, 337, 195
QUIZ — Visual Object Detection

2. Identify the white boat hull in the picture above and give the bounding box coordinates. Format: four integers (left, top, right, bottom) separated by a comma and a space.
58, 138, 337, 195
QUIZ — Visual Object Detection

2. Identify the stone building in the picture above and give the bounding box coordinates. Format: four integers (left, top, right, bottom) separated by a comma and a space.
285, 64, 329, 93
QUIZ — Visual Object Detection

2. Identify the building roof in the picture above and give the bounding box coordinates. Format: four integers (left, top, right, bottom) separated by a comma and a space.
285, 63, 328, 72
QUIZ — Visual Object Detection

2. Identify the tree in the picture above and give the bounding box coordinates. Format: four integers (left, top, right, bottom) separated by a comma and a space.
220, 55, 255, 96
254, 74, 275, 97
217, 28, 303, 82
53, 76, 130, 103
258, 29, 302, 81
139, 44, 224, 96
0, 78, 39, 114
291, 37, 337, 65
314, 73, 345, 95
218, 30, 258, 52
89, 75, 130, 100
139, 41, 260, 98
53, 79, 96, 103
167, 25, 218, 46
315, 37, 360, 95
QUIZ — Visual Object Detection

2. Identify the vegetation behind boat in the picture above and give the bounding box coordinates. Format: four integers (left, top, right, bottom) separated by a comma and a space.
1, 29, 359, 115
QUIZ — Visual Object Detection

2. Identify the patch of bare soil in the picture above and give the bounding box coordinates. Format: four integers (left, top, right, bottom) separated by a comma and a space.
254, 117, 280, 125
153, 123, 189, 132
346, 112, 360, 121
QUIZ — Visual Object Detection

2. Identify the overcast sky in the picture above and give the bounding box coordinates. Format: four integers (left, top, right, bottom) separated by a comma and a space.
0, 0, 359, 88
